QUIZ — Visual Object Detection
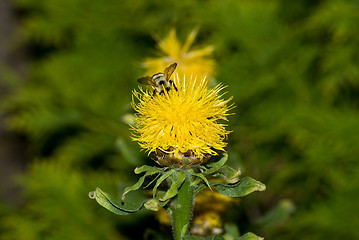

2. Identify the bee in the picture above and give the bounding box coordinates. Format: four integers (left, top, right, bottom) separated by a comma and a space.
137, 63, 178, 95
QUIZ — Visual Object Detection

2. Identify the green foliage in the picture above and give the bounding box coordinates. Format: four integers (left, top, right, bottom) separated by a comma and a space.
90, 155, 264, 239
1, 0, 359, 239
1, 161, 129, 240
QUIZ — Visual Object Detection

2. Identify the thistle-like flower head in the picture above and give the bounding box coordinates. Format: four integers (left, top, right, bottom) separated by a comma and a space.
131, 74, 233, 167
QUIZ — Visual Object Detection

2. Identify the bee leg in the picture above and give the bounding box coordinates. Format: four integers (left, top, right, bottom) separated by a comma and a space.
170, 80, 178, 91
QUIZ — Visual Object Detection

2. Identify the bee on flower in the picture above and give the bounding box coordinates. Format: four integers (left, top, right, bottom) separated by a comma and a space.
137, 63, 178, 95
131, 71, 233, 168
91, 28, 266, 240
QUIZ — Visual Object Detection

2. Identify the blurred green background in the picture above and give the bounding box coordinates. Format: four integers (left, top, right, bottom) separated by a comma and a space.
1, 0, 359, 239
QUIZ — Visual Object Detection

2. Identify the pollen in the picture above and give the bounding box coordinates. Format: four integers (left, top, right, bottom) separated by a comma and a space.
131, 75, 233, 165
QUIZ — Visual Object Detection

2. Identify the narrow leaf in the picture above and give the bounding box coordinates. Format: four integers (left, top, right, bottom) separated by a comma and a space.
194, 183, 208, 195
214, 177, 266, 197
203, 153, 228, 175
155, 191, 170, 206
153, 168, 174, 198
134, 165, 163, 174
89, 188, 144, 215
160, 171, 186, 201
122, 168, 164, 200
189, 169, 211, 190
181, 224, 189, 239
122, 174, 147, 200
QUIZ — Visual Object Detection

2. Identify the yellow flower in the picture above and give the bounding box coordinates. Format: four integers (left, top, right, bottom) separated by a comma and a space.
191, 189, 238, 236
194, 188, 237, 213
142, 29, 215, 81
131, 75, 233, 167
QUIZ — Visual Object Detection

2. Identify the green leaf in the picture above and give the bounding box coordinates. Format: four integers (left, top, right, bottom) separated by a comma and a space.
238, 232, 264, 240
203, 153, 228, 175
144, 198, 160, 211
143, 192, 170, 211
153, 168, 175, 198
160, 171, 186, 201
89, 188, 170, 215
214, 165, 240, 180
194, 183, 208, 195
213, 177, 266, 197
89, 187, 144, 215
134, 165, 163, 174
189, 169, 211, 190
181, 224, 189, 238
121, 174, 147, 200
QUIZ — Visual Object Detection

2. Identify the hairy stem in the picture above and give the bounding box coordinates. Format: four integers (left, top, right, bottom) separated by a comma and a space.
170, 169, 196, 240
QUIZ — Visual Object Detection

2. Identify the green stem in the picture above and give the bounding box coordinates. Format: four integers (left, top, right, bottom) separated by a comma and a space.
170, 169, 196, 240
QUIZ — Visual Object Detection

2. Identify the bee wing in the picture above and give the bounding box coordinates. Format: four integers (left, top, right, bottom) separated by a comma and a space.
137, 76, 154, 86
164, 63, 177, 80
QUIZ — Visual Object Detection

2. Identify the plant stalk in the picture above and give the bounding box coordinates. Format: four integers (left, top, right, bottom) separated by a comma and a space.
170, 169, 196, 240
